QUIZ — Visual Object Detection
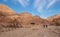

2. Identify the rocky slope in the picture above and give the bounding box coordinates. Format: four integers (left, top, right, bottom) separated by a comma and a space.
0, 4, 15, 15
47, 14, 60, 26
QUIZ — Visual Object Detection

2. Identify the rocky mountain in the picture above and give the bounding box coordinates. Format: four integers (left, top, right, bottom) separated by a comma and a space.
47, 14, 60, 26
0, 4, 15, 16
0, 4, 60, 37
0, 4, 60, 30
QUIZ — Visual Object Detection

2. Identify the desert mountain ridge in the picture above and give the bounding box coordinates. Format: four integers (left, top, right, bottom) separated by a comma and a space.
47, 14, 60, 26
0, 4, 60, 37
0, 4, 60, 29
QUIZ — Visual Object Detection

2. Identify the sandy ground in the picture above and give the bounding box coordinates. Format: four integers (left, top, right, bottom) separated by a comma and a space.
0, 25, 60, 37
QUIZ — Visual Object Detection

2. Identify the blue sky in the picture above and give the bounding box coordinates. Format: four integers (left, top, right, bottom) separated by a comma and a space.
0, 0, 60, 18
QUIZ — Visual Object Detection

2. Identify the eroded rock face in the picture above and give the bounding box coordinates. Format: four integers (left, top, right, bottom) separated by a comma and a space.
18, 12, 46, 25
0, 12, 50, 28
47, 14, 60, 26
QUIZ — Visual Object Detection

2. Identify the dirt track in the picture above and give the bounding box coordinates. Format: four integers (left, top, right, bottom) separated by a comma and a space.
0, 26, 60, 37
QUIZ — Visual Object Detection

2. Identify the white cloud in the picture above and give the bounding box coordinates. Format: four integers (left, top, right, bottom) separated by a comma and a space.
34, 0, 46, 12
47, 0, 56, 9
3, 0, 7, 2
37, 5, 43, 12
34, 0, 58, 12
18, 0, 30, 7
34, 0, 41, 8
12, 0, 30, 7
12, 0, 58, 12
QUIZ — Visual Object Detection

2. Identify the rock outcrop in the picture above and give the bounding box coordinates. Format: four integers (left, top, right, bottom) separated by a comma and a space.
47, 14, 60, 26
